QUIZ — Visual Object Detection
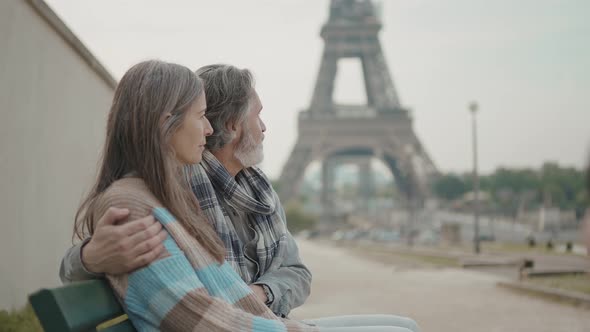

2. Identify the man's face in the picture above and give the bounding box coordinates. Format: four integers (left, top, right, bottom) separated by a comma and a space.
234, 90, 266, 167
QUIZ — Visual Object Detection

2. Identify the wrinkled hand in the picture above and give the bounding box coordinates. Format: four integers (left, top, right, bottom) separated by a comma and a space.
81, 207, 167, 274
249, 284, 268, 303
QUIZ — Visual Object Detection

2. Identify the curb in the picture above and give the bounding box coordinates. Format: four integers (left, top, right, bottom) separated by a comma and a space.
461, 259, 523, 268
497, 281, 590, 309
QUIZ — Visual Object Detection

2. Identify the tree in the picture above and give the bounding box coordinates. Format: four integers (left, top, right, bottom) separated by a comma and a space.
432, 174, 468, 201
432, 163, 589, 219
285, 202, 318, 234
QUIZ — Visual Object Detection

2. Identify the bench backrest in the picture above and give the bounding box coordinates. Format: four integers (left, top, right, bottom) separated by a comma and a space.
29, 280, 136, 332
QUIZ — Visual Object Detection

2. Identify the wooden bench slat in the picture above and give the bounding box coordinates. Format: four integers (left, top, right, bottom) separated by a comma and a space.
29, 280, 135, 332
100, 319, 135, 332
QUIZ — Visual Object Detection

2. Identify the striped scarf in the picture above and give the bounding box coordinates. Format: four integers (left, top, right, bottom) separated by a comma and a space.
185, 150, 287, 284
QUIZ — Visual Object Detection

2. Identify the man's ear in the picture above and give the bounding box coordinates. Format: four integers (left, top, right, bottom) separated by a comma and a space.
227, 120, 241, 141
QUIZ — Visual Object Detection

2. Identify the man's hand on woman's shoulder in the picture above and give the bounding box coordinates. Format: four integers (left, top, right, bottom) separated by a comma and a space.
81, 207, 167, 274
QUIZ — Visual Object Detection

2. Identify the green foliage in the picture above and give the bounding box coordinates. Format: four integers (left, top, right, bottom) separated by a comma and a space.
432, 162, 590, 217
270, 179, 281, 194
285, 202, 317, 234
432, 174, 469, 201
0, 304, 42, 332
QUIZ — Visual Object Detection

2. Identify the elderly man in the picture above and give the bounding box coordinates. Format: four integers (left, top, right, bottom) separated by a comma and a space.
60, 64, 311, 318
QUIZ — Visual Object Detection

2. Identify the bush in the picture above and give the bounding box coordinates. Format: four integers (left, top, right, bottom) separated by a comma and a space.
285, 202, 317, 234
0, 304, 42, 332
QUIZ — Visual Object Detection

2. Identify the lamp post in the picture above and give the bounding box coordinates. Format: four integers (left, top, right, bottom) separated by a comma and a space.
469, 101, 481, 254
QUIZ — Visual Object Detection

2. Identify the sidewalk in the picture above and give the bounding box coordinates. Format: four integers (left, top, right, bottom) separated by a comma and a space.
291, 239, 590, 332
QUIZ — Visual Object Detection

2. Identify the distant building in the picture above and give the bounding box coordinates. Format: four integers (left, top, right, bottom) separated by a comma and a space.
450, 190, 493, 213
0, 0, 116, 310
519, 207, 578, 231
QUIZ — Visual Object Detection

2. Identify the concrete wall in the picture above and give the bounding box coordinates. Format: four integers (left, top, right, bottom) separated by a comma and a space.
0, 0, 115, 310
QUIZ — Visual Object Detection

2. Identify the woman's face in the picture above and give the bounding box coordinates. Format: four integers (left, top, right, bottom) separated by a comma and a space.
169, 91, 213, 164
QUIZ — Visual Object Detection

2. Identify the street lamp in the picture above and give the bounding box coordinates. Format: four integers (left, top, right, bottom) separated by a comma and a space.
469, 101, 481, 254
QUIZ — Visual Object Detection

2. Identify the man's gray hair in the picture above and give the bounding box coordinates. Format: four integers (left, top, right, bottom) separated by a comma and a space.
196, 64, 255, 151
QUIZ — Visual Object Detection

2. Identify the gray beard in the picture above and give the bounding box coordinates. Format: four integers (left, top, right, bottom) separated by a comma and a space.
234, 130, 263, 167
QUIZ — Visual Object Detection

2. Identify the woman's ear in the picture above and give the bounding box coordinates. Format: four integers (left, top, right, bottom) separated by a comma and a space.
160, 112, 173, 126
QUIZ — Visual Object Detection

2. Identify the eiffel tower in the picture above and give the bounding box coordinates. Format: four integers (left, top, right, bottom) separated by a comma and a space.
278, 0, 438, 217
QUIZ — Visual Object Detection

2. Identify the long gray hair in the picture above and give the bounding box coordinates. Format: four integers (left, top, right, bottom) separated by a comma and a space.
195, 64, 255, 151
75, 60, 225, 261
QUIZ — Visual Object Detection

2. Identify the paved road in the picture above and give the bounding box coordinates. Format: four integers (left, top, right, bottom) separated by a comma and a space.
291, 239, 590, 332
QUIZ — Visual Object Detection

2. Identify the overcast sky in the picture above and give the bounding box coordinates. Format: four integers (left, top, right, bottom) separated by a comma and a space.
45, 0, 590, 179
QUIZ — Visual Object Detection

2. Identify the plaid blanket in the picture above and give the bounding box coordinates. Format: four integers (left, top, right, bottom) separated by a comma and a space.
184, 150, 287, 284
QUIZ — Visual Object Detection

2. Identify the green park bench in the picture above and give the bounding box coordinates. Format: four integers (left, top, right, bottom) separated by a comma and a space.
28, 279, 136, 332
